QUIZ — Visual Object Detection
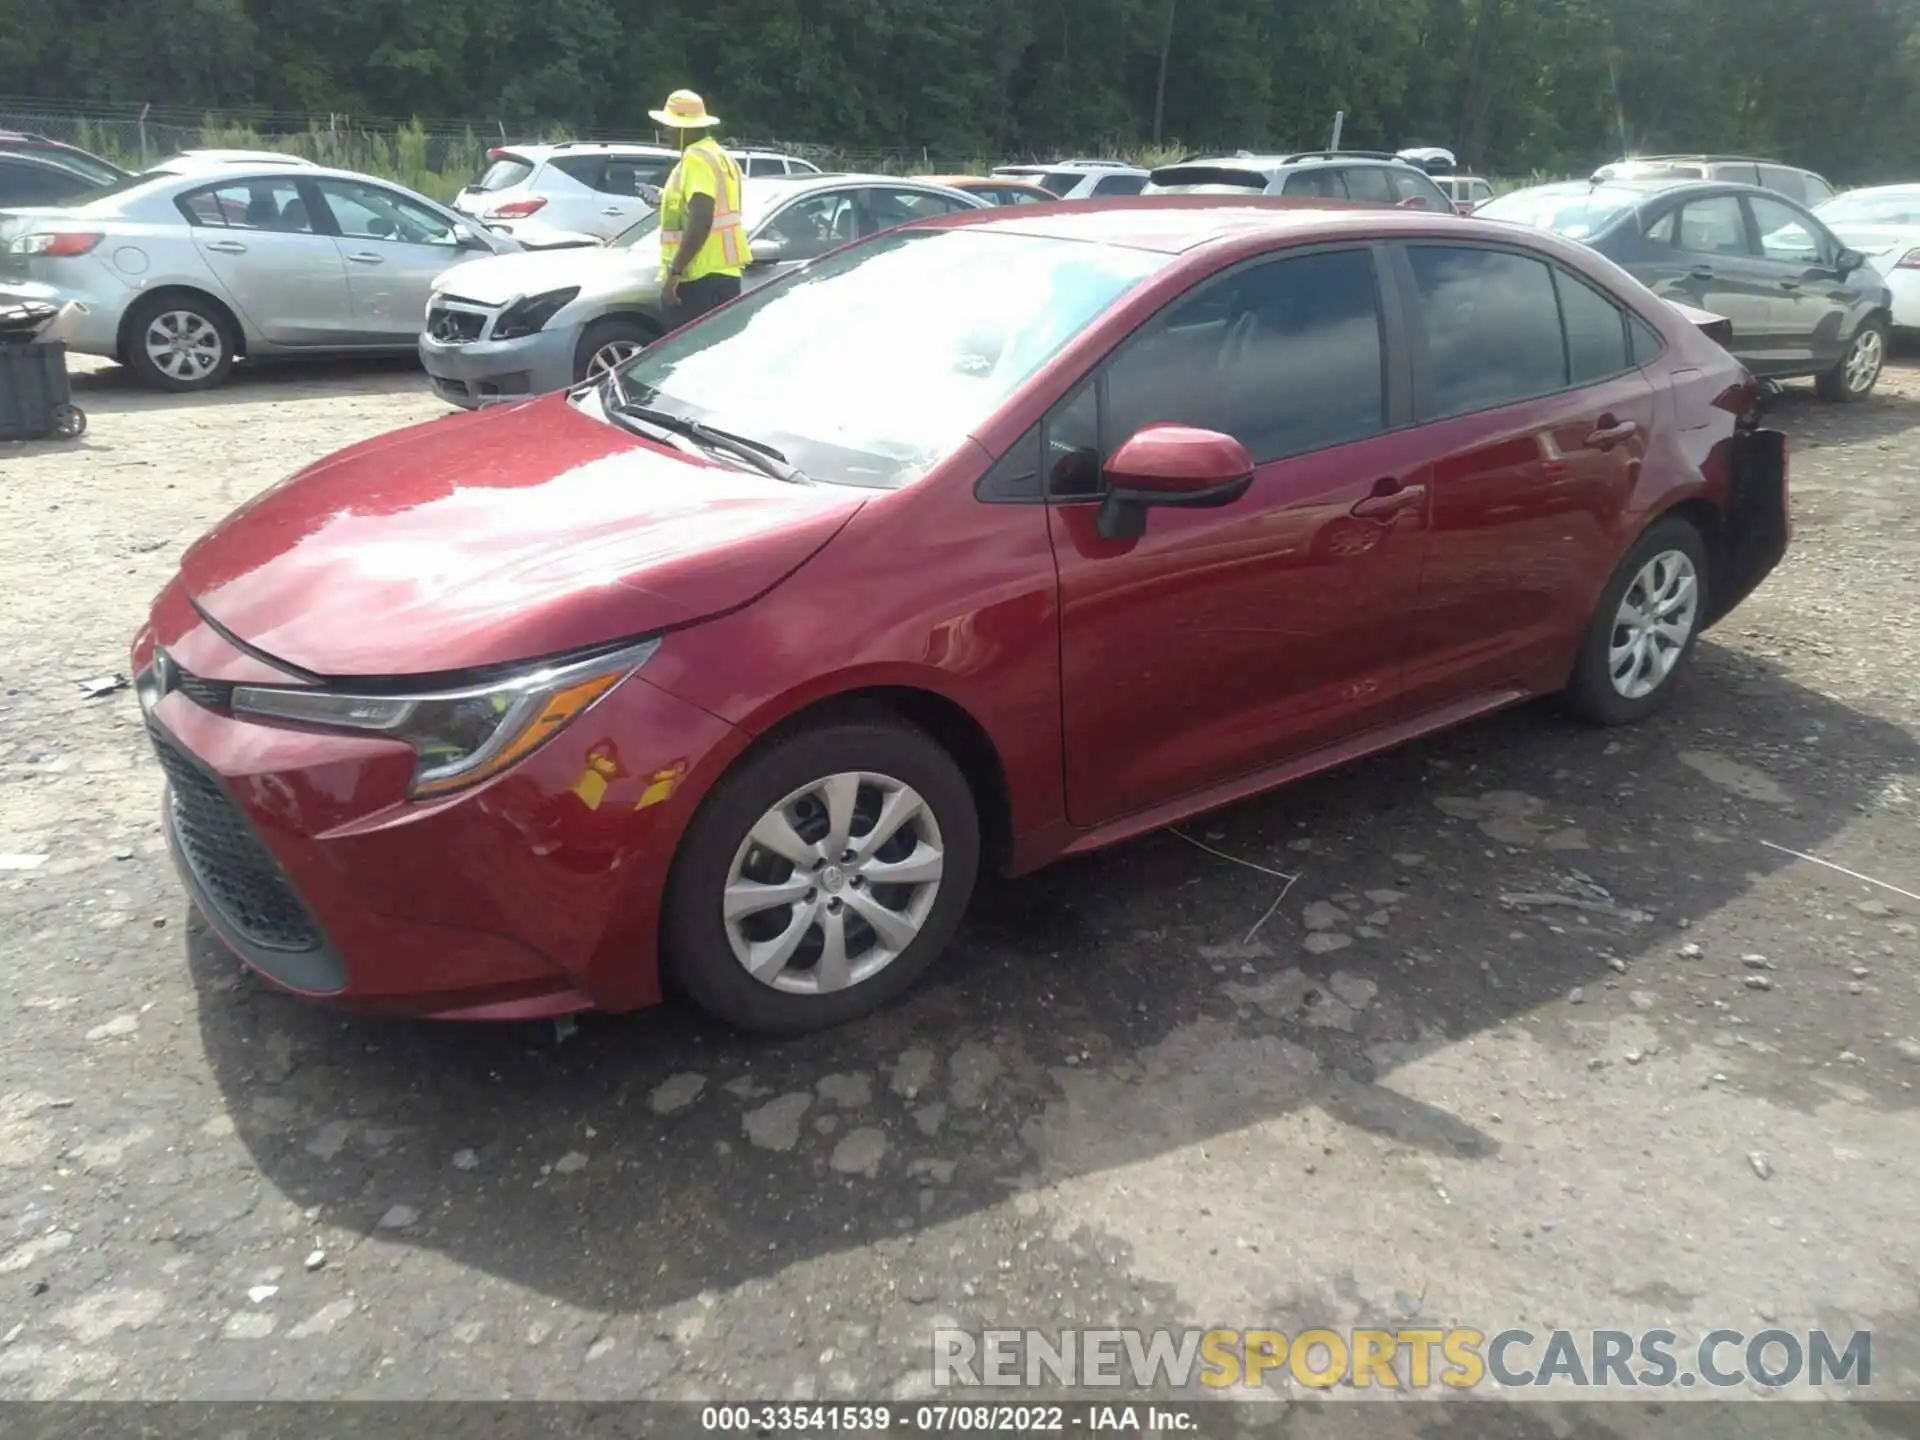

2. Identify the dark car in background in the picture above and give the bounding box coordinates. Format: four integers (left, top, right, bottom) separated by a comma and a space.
0, 151, 101, 209
0, 130, 129, 188
1479, 178, 1891, 401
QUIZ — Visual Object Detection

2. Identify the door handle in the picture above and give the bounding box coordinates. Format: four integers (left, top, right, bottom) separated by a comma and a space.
1689, 266, 1715, 281
601, 206, 627, 216
203, 240, 247, 254
1350, 478, 1427, 520
344, 251, 384, 265
1586, 418, 1639, 449
1778, 279, 1801, 291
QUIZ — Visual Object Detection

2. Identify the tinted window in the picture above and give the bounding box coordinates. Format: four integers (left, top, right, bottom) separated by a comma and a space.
1672, 195, 1750, 257
1757, 166, 1806, 204
1282, 168, 1346, 199
1104, 249, 1385, 465
600, 157, 672, 196
1748, 194, 1825, 265
1408, 245, 1565, 417
547, 155, 605, 189
1342, 166, 1395, 204
1713, 163, 1762, 186
314, 179, 457, 245
0, 159, 87, 206
744, 156, 784, 177
1037, 171, 1081, 196
178, 177, 313, 232
1047, 380, 1103, 498
1555, 269, 1629, 383
1091, 173, 1146, 197
756, 190, 859, 261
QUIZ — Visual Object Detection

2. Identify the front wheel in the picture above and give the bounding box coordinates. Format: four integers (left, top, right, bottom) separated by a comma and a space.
661, 716, 980, 1034
1566, 516, 1709, 725
572, 316, 658, 384
1816, 318, 1886, 402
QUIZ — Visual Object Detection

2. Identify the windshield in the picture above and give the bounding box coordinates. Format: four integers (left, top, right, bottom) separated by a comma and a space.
608, 228, 1162, 489
1818, 190, 1920, 226
1477, 186, 1638, 240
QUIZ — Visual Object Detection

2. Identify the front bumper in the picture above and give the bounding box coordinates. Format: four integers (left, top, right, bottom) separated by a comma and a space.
1879, 267, 1920, 329
134, 590, 746, 1019
418, 324, 579, 409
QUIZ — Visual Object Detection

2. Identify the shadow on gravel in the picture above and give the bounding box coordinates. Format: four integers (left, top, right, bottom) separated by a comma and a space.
185, 644, 1918, 1318
1761, 375, 1920, 446
67, 354, 431, 414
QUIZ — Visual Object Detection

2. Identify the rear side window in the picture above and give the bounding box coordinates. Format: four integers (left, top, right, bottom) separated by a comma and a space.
1555, 269, 1630, 383
1629, 314, 1665, 365
177, 177, 313, 232
744, 156, 786, 177
1407, 245, 1565, 418
1342, 167, 1395, 204
1282, 168, 1346, 199
473, 155, 534, 191
1757, 165, 1806, 204
1037, 171, 1082, 196
1802, 173, 1835, 207
547, 154, 606, 189
1103, 248, 1385, 465
1388, 168, 1445, 208
1091, 173, 1146, 196
1671, 195, 1750, 257
601, 157, 672, 196
1713, 163, 1762, 186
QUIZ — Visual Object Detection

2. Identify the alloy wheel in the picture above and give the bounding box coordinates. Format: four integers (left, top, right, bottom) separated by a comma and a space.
1846, 327, 1884, 395
1609, 549, 1699, 699
144, 310, 225, 383
586, 339, 644, 377
723, 771, 945, 995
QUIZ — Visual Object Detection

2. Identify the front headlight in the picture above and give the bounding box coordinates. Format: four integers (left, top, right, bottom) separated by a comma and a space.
231, 638, 658, 797
492, 286, 582, 340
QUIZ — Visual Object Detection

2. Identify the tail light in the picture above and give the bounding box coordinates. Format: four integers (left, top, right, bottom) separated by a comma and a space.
487, 147, 506, 160
485, 198, 547, 220
7, 232, 102, 257
1895, 249, 1920, 270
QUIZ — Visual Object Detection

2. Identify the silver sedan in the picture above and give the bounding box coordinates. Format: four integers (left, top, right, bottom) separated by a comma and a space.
419, 174, 987, 408
0, 163, 518, 391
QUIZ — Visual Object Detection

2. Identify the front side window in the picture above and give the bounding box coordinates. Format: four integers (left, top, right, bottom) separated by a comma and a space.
611, 229, 1162, 488
314, 179, 457, 246
1104, 248, 1386, 465
756, 190, 859, 261
1670, 195, 1750, 257
178, 177, 313, 232
1407, 245, 1565, 418
1748, 194, 1826, 265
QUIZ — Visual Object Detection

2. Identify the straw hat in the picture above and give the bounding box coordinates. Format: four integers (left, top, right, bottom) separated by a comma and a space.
649, 90, 721, 129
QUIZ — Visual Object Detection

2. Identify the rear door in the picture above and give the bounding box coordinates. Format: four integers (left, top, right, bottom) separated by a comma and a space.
1635, 193, 1786, 371
1391, 242, 1658, 710
859, 184, 980, 234
307, 178, 467, 342
176, 176, 355, 345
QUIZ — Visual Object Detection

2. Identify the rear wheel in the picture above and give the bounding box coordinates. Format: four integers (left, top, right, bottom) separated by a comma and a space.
572, 316, 659, 384
123, 292, 236, 392
1566, 516, 1709, 725
1816, 317, 1886, 402
662, 717, 979, 1034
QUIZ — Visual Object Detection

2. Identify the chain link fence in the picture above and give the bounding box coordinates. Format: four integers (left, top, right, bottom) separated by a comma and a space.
0, 98, 1007, 198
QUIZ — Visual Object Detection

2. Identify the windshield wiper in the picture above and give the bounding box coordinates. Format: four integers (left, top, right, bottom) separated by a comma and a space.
612, 402, 812, 485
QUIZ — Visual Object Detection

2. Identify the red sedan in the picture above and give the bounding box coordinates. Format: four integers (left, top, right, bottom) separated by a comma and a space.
133, 199, 1788, 1033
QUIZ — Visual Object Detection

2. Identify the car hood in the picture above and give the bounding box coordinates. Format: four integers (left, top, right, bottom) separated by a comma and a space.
178, 394, 864, 678
432, 244, 660, 305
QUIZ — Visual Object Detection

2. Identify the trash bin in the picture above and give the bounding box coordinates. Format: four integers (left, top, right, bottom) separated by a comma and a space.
0, 337, 86, 442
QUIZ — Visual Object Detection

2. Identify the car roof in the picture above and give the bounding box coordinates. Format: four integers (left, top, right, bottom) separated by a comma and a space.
995, 160, 1144, 174
506, 141, 680, 160
905, 194, 1558, 253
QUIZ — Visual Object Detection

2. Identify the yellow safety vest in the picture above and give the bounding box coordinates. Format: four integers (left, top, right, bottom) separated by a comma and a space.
659, 138, 750, 281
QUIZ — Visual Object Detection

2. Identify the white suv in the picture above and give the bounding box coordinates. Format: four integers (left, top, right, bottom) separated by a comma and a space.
455, 142, 823, 243
989, 159, 1150, 199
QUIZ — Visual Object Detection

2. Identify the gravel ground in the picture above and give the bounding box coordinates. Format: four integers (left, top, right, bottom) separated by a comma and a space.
1, 356, 1917, 1421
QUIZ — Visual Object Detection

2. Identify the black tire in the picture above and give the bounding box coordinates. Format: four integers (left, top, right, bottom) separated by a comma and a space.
1566, 515, 1711, 726
572, 316, 659, 384
50, 404, 86, 440
662, 716, 980, 1034
122, 291, 237, 393
1816, 316, 1887, 403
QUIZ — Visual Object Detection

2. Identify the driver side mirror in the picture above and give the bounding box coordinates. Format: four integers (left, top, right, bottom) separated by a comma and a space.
1836, 246, 1867, 275
454, 224, 492, 251
1095, 425, 1255, 541
750, 236, 789, 266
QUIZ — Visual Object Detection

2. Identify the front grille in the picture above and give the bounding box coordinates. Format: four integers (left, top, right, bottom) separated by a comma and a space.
149, 725, 320, 952
427, 306, 486, 343
175, 670, 233, 712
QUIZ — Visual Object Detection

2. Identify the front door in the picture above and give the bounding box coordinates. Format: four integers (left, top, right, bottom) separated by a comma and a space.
1637, 193, 1791, 372
1393, 242, 1658, 707
179, 176, 354, 346
1049, 246, 1429, 827
307, 178, 469, 343
1745, 192, 1856, 372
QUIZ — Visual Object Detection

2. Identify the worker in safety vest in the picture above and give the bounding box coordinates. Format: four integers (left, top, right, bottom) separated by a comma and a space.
649, 89, 752, 328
